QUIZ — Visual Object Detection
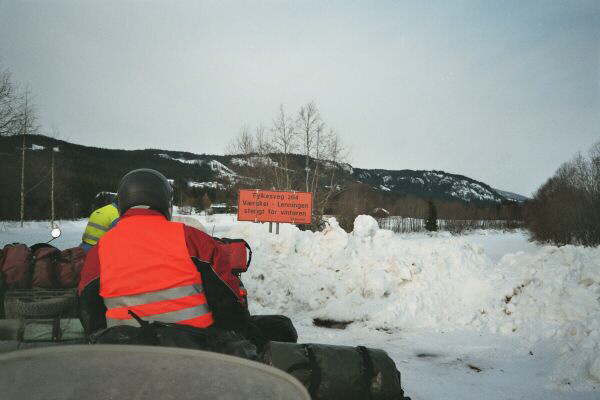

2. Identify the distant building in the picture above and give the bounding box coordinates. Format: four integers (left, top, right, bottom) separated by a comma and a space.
210, 203, 238, 214
371, 208, 390, 219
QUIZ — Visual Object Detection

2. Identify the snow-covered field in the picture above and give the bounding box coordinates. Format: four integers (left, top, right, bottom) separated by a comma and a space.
1, 214, 599, 400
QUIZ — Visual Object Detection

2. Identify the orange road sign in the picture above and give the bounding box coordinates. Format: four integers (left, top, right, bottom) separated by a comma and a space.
237, 189, 312, 224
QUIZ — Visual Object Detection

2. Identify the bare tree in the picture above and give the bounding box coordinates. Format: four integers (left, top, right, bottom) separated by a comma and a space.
315, 129, 348, 217
0, 68, 20, 136
18, 89, 38, 226
254, 124, 269, 156
525, 140, 600, 246
589, 142, 600, 194
271, 104, 297, 189
16, 88, 39, 135
294, 103, 352, 229
296, 101, 325, 193
227, 124, 255, 156
224, 101, 350, 231
226, 123, 278, 189
253, 124, 274, 188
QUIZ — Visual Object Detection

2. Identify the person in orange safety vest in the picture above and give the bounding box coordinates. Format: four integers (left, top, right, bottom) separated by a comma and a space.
78, 169, 224, 333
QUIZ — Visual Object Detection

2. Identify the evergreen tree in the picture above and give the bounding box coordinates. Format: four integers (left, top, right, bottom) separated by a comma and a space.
201, 192, 212, 211
425, 200, 438, 232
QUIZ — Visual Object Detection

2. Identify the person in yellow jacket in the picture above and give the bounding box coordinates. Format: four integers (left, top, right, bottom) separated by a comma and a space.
80, 192, 120, 253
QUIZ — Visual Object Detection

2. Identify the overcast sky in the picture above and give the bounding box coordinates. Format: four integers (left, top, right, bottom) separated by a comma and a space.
1, 1, 598, 195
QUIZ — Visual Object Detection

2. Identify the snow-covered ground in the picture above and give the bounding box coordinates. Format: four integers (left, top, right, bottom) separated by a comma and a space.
1, 214, 599, 400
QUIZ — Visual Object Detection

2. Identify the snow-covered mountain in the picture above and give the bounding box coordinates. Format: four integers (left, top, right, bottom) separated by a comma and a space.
159, 152, 528, 204
352, 168, 508, 204
150, 149, 525, 204
493, 189, 529, 203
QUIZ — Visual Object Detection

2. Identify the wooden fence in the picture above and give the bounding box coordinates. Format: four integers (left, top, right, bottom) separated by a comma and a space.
377, 217, 524, 234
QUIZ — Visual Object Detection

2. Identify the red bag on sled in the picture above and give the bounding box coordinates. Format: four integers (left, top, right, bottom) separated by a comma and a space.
57, 247, 85, 288
31, 245, 61, 288
213, 238, 252, 307
0, 244, 32, 289
1, 243, 85, 290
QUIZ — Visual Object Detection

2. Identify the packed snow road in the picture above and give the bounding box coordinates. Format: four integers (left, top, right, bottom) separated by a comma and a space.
1, 214, 599, 400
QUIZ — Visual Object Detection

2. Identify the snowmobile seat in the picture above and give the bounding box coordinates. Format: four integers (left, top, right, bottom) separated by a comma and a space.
0, 345, 311, 400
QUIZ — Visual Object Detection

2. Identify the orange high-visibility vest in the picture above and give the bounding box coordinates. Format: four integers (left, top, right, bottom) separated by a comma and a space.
98, 214, 214, 328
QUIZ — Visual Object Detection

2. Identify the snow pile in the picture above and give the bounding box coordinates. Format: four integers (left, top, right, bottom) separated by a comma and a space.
227, 215, 497, 330
220, 215, 600, 390
171, 215, 207, 232
479, 246, 600, 339
352, 215, 380, 238
477, 246, 600, 390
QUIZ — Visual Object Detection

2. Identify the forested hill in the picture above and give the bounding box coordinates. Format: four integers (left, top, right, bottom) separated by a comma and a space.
0, 134, 215, 220
0, 134, 524, 221
351, 168, 506, 204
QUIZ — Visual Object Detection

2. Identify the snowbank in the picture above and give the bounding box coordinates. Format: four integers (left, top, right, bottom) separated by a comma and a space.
227, 215, 497, 329
480, 246, 600, 390
220, 215, 600, 391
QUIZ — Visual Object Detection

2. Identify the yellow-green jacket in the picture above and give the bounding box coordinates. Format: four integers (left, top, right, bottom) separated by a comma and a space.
81, 203, 120, 248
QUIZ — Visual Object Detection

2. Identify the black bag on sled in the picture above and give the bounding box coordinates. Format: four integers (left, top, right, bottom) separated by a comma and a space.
250, 315, 298, 343
261, 341, 407, 400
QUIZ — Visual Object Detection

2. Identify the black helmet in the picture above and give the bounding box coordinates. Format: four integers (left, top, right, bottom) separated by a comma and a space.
93, 191, 117, 210
117, 169, 174, 219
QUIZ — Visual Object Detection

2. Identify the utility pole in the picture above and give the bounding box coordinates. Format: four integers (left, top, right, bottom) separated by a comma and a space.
20, 133, 25, 227
19, 94, 28, 228
51, 149, 54, 226
50, 147, 59, 227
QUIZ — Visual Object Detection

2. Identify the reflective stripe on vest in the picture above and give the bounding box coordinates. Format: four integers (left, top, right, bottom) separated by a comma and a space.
104, 283, 204, 308
106, 310, 214, 328
82, 233, 101, 243
105, 285, 212, 327
99, 214, 214, 329
87, 222, 110, 232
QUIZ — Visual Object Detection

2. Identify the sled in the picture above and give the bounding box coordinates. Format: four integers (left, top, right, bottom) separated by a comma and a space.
3, 289, 78, 319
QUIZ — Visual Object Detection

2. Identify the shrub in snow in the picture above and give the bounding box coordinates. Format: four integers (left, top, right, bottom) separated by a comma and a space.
425, 200, 438, 232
